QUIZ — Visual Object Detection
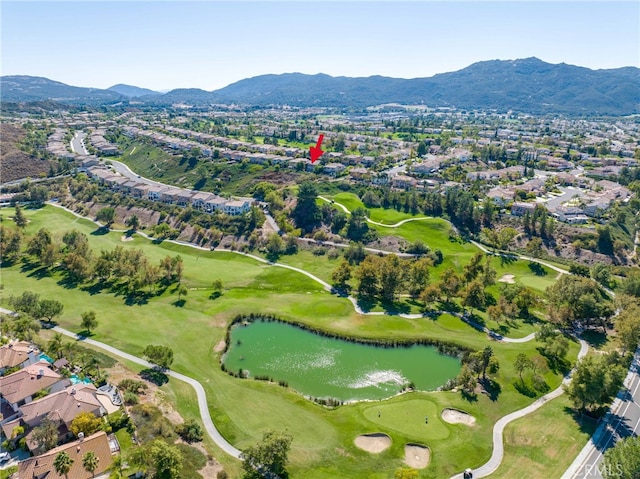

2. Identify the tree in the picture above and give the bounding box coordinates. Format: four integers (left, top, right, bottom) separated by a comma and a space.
143, 344, 174, 370
462, 279, 486, 313
408, 257, 431, 297
13, 204, 28, 228
26, 228, 53, 263
241, 429, 293, 479
265, 233, 284, 261
125, 215, 140, 231
0, 226, 23, 262
439, 268, 462, 303
175, 419, 203, 443
379, 254, 403, 302
96, 207, 116, 228
32, 418, 59, 454
614, 303, 640, 354
81, 310, 98, 334
48, 332, 64, 359
82, 451, 99, 478
456, 364, 477, 396
331, 260, 352, 290
10, 290, 41, 316
291, 182, 320, 233
53, 451, 74, 479
602, 436, 640, 479
514, 353, 533, 383
345, 207, 371, 242
70, 412, 102, 437
177, 284, 188, 302
565, 354, 625, 414
355, 256, 379, 299
131, 439, 182, 479
469, 346, 498, 380
38, 299, 64, 325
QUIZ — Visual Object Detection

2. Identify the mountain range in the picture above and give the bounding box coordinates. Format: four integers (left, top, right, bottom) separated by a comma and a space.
2, 58, 638, 115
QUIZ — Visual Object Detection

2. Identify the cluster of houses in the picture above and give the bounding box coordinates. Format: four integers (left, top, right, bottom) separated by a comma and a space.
506, 178, 632, 224
85, 165, 252, 216
0, 340, 120, 479
88, 129, 120, 156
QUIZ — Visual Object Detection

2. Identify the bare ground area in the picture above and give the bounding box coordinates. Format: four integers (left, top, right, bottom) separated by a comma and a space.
404, 443, 430, 469
441, 408, 476, 426
354, 433, 391, 453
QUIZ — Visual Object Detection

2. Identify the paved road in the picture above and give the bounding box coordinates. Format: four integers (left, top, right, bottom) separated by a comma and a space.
451, 339, 590, 479
562, 348, 640, 479
71, 131, 88, 155
544, 186, 586, 211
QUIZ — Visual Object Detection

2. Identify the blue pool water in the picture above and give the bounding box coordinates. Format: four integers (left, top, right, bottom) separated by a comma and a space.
39, 353, 54, 364
69, 374, 92, 385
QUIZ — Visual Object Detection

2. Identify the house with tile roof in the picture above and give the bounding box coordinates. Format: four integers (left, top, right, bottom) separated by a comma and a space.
0, 341, 40, 375
13, 431, 113, 479
0, 361, 70, 413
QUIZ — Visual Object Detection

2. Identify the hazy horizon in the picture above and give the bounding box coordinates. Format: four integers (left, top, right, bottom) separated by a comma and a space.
2, 1, 638, 91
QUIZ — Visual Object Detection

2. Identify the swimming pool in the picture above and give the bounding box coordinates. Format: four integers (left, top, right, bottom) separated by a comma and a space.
69, 374, 92, 385
39, 353, 54, 364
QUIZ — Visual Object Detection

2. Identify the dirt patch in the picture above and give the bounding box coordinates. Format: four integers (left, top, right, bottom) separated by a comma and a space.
498, 274, 515, 284
213, 340, 226, 353
354, 433, 391, 453
441, 408, 476, 426
179, 439, 224, 478
404, 443, 430, 469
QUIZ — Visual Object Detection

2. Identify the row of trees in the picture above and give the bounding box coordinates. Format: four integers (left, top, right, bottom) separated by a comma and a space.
1, 222, 186, 298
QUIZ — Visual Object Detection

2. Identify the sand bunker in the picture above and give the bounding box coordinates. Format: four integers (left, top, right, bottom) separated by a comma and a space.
498, 274, 515, 284
404, 443, 430, 469
354, 433, 391, 453
441, 408, 476, 426
120, 235, 134, 242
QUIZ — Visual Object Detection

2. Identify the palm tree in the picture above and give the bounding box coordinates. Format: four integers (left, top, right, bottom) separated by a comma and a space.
107, 454, 125, 479
53, 451, 73, 479
49, 332, 64, 360
82, 451, 99, 477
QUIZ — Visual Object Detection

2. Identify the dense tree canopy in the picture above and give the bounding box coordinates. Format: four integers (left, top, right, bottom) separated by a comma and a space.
241, 430, 293, 479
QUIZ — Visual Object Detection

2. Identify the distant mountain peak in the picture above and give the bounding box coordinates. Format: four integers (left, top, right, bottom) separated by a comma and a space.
107, 84, 160, 97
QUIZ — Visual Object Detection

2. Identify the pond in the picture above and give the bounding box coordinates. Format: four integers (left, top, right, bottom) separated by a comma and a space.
222, 320, 462, 402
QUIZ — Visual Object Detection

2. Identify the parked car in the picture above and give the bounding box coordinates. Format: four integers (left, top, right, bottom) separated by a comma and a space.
0, 451, 11, 463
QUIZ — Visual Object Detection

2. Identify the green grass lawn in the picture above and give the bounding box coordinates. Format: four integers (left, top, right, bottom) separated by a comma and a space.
490, 395, 597, 479
0, 206, 582, 478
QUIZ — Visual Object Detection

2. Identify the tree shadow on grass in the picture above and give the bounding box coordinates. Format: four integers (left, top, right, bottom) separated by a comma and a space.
172, 299, 186, 307
563, 406, 600, 436
356, 297, 376, 313
139, 368, 169, 386
91, 226, 110, 236
514, 380, 537, 398
81, 281, 109, 296
381, 299, 411, 315
499, 254, 518, 266
528, 262, 548, 276
27, 266, 53, 280
461, 390, 478, 403
480, 378, 501, 402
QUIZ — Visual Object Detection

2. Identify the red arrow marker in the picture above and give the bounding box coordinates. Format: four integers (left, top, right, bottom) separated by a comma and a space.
309, 134, 324, 164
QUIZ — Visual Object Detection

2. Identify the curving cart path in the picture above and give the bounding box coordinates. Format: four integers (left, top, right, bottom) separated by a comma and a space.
449, 338, 589, 479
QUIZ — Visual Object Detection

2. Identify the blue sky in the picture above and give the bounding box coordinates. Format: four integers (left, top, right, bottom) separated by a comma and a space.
2, 1, 638, 91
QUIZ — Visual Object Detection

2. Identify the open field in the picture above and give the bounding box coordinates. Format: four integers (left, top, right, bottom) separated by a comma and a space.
489, 395, 597, 479
0, 205, 583, 478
